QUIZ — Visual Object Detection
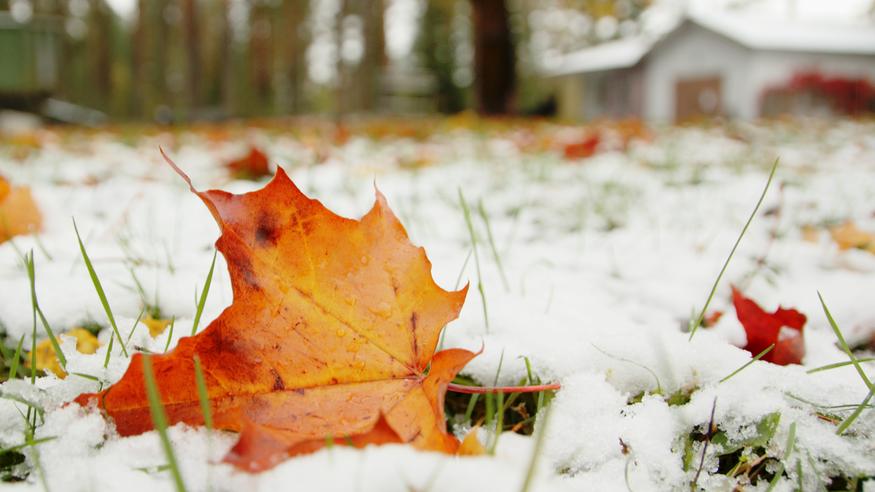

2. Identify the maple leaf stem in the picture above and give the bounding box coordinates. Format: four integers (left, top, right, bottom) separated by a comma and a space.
446, 382, 561, 394
689, 158, 779, 341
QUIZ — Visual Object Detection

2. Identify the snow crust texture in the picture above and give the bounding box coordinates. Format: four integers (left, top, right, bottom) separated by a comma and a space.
0, 119, 874, 491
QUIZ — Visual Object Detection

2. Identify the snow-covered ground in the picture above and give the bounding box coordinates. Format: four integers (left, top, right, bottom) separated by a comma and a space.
1, 118, 874, 491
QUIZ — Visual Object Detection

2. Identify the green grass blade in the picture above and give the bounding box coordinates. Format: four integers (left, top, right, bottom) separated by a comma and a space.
125, 308, 146, 345
836, 388, 874, 435
193, 356, 213, 430
807, 358, 875, 374
689, 159, 778, 340
765, 421, 796, 491
0, 436, 56, 454
142, 355, 187, 492
24, 251, 66, 368
719, 344, 774, 383
818, 291, 875, 434
818, 291, 873, 390
191, 251, 217, 336
519, 407, 551, 492
164, 317, 176, 353
592, 344, 662, 394
458, 189, 489, 332
453, 248, 473, 291
73, 219, 128, 358
103, 334, 115, 368
477, 199, 510, 292
9, 334, 24, 380
464, 394, 479, 423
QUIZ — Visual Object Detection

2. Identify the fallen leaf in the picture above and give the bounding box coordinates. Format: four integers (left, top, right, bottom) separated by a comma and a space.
703, 310, 724, 328
563, 133, 601, 160
226, 147, 271, 180
829, 221, 875, 254
29, 328, 100, 378
0, 175, 42, 243
76, 158, 471, 471
457, 427, 486, 456
800, 224, 820, 243
142, 315, 172, 338
731, 287, 806, 366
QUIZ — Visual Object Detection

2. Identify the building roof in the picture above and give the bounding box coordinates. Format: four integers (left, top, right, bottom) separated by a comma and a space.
543, 1, 875, 77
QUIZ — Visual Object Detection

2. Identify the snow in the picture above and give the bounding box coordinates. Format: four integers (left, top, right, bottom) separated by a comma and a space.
1, 118, 875, 490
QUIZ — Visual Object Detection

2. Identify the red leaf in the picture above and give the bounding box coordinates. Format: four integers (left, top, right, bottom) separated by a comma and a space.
731, 287, 806, 365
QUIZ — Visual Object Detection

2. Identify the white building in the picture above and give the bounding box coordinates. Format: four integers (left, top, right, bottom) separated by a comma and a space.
544, 2, 875, 122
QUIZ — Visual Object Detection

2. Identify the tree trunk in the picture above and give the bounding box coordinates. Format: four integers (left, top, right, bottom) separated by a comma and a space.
89, 0, 113, 110
470, 0, 515, 115
249, 1, 274, 111
181, 0, 201, 113
131, 0, 149, 116
279, 0, 308, 114
358, 0, 385, 112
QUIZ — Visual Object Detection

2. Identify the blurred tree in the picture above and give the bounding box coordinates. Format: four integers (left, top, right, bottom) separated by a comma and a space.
88, 0, 113, 110
470, 0, 515, 114
356, 0, 385, 112
199, 0, 232, 114
249, 0, 274, 112
181, 0, 201, 109
279, 0, 309, 113
418, 0, 465, 113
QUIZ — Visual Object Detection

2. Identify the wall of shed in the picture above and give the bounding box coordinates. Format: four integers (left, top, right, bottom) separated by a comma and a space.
643, 22, 752, 121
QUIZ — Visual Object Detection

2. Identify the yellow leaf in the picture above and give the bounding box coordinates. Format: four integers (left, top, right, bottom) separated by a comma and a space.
457, 427, 485, 456
800, 225, 820, 243
0, 176, 42, 243
829, 221, 875, 254
27, 328, 100, 379
142, 315, 172, 338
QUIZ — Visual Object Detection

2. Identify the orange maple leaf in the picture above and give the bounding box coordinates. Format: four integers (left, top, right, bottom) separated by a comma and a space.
75, 153, 472, 471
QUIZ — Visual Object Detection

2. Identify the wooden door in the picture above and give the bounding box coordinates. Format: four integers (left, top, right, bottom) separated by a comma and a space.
675, 76, 722, 123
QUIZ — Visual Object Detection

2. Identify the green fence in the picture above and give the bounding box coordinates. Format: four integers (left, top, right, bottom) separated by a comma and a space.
0, 12, 59, 97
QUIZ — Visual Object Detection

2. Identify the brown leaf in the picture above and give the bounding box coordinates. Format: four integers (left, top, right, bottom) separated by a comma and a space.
76, 157, 472, 471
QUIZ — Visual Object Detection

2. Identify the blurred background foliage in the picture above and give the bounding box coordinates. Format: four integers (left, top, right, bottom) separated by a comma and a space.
0, 0, 652, 123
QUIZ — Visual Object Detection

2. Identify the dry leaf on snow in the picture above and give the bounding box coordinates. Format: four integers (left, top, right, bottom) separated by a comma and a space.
76, 153, 472, 471
0, 175, 42, 243
732, 287, 806, 366
829, 221, 875, 254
